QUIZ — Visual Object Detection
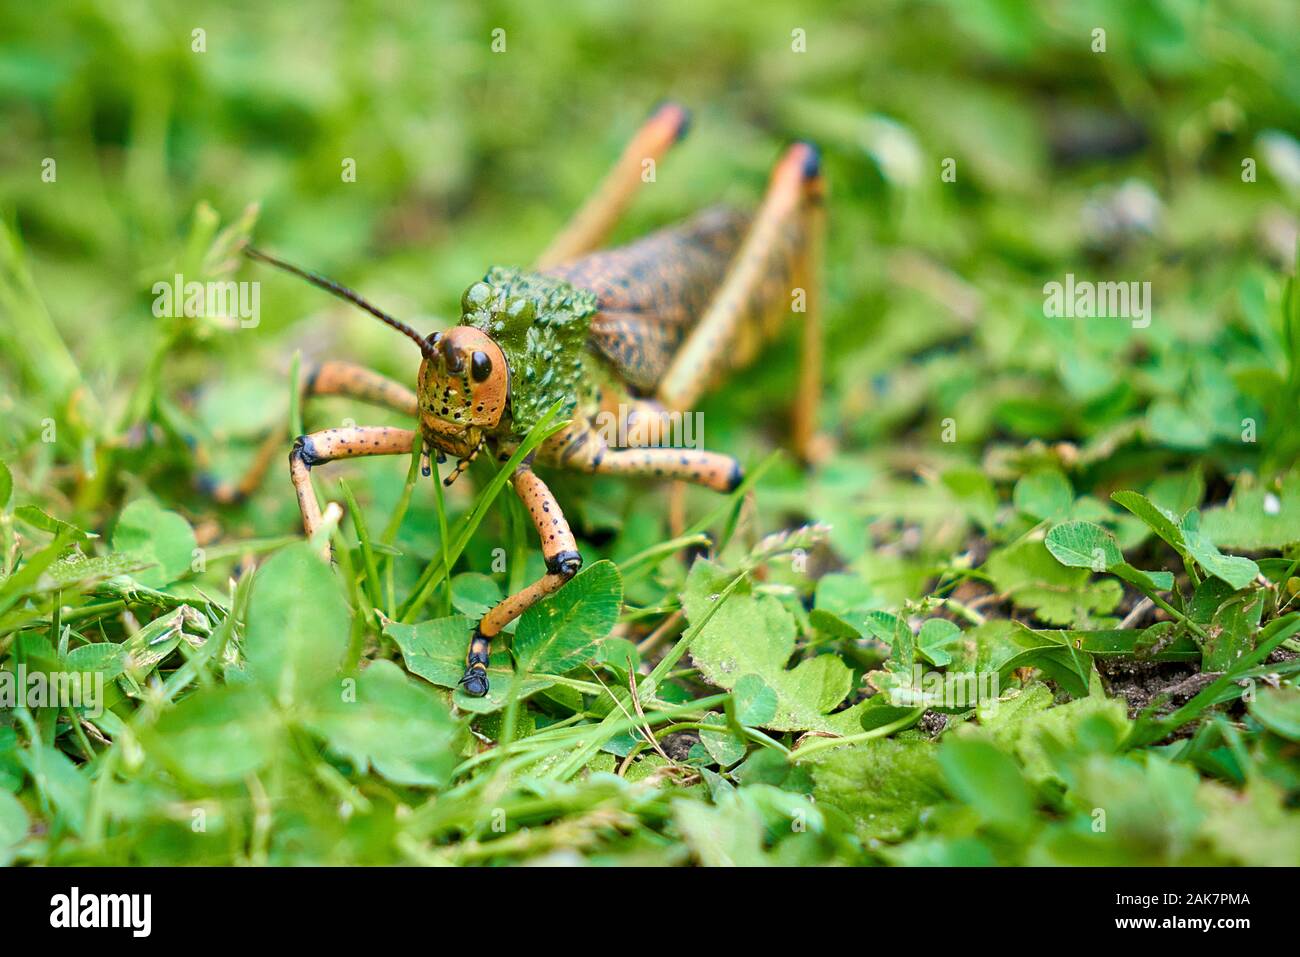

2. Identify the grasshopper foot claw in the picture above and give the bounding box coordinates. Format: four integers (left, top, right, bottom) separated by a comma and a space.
458, 669, 490, 697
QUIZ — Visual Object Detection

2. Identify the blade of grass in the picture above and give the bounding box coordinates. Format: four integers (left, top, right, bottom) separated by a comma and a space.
547, 568, 750, 781
288, 350, 304, 439
789, 708, 925, 762
339, 478, 382, 612
336, 537, 371, 672
428, 452, 453, 618
380, 443, 422, 547
0, 530, 71, 617
617, 532, 711, 576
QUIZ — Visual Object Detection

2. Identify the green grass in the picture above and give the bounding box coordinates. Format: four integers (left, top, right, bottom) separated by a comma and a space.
1, 0, 1299, 865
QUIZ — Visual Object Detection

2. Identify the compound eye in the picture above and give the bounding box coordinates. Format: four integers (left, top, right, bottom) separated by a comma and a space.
471, 351, 493, 383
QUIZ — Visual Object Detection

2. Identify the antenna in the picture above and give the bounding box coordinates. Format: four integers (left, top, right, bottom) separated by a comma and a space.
243, 245, 433, 356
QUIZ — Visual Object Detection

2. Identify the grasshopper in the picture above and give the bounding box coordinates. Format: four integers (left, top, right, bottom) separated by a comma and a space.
239, 104, 825, 696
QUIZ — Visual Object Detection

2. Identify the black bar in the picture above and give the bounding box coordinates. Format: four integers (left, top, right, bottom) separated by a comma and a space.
0, 866, 1277, 941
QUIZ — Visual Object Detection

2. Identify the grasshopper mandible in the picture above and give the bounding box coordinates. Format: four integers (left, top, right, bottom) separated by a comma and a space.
238, 104, 825, 696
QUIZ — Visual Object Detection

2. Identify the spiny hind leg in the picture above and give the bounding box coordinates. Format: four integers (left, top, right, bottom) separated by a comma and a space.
656, 142, 826, 461
534, 102, 691, 269
199, 360, 418, 504
592, 446, 741, 492
462, 466, 582, 697
288, 425, 416, 555
544, 417, 741, 493
592, 391, 692, 450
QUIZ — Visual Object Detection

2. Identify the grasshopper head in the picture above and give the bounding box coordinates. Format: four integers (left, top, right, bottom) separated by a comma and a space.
417, 326, 509, 454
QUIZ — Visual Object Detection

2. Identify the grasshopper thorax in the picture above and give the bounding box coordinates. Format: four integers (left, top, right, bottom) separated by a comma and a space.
458, 267, 598, 436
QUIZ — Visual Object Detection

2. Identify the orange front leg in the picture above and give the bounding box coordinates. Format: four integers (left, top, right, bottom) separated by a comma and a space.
200, 360, 418, 505
461, 465, 582, 697
288, 425, 416, 553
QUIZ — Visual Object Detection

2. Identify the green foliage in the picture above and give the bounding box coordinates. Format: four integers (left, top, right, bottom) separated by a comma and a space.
147, 686, 283, 786
243, 542, 351, 706
1202, 474, 1300, 550
808, 737, 945, 841
511, 561, 623, 674
301, 661, 458, 788
385, 615, 559, 713
682, 559, 873, 735
988, 538, 1122, 625
110, 499, 197, 588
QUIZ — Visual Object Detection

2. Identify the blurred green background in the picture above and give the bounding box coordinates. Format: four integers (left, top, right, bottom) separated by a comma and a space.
1, 0, 1299, 866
